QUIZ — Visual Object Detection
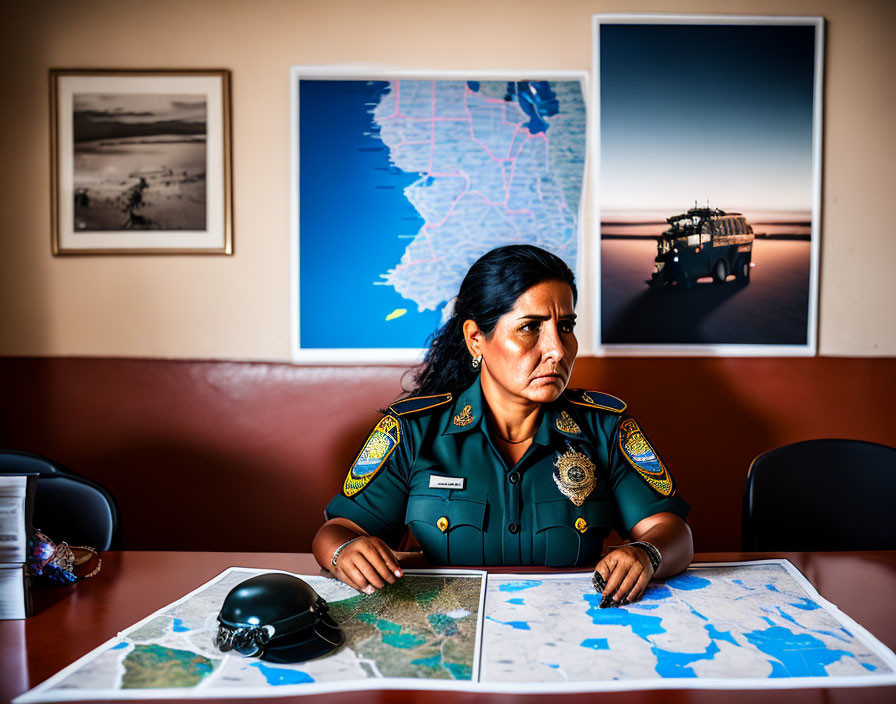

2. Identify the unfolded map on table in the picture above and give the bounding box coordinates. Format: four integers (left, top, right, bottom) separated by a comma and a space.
15, 560, 896, 701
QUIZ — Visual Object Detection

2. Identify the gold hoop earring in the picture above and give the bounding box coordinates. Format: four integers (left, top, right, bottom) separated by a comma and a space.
471, 354, 482, 370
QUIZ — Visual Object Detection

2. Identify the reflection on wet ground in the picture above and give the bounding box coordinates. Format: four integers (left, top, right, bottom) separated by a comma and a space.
601, 239, 811, 345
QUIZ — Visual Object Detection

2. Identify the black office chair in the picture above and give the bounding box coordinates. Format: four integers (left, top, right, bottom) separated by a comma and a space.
742, 439, 896, 551
0, 450, 119, 551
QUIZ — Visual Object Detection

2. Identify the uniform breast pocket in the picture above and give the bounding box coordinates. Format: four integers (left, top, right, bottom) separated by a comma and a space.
534, 499, 614, 567
405, 494, 487, 565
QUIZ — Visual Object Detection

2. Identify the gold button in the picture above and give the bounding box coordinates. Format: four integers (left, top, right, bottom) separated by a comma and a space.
437, 516, 449, 532
575, 517, 588, 533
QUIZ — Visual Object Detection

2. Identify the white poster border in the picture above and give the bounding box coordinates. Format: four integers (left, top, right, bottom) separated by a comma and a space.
289, 67, 590, 364
591, 14, 824, 357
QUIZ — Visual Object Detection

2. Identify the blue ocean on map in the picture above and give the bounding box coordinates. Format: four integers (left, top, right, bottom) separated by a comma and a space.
299, 80, 438, 349
298, 78, 584, 350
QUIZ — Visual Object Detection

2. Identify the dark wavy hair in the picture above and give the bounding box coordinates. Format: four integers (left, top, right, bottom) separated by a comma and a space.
408, 244, 577, 397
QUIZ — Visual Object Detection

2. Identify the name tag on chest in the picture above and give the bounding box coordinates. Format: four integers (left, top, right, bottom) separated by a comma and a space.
429, 475, 466, 490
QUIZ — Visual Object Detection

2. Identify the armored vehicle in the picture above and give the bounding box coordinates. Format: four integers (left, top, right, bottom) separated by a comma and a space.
648, 207, 754, 288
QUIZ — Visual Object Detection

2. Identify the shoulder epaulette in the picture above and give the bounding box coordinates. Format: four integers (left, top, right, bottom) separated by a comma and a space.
565, 389, 627, 413
389, 393, 453, 416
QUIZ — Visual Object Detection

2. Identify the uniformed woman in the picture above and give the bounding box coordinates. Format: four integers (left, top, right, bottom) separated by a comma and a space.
312, 245, 693, 604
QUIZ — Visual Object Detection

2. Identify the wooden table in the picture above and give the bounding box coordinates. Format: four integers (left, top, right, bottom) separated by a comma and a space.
3, 551, 895, 703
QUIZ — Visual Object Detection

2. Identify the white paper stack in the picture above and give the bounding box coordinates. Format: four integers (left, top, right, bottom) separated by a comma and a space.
0, 474, 37, 619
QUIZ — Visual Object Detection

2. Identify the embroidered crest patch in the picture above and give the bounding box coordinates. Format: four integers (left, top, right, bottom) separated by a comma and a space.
343, 416, 400, 497
553, 447, 597, 506
618, 418, 674, 496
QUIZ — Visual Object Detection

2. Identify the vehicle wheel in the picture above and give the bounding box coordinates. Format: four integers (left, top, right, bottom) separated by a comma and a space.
735, 257, 751, 283
712, 259, 728, 284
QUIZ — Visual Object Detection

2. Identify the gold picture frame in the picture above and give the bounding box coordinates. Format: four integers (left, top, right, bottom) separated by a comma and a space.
50, 69, 232, 255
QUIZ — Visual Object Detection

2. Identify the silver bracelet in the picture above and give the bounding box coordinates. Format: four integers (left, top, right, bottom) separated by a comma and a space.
331, 537, 359, 567
627, 540, 662, 573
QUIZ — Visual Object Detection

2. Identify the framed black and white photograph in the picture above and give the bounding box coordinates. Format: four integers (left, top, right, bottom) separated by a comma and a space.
593, 15, 824, 355
50, 70, 232, 254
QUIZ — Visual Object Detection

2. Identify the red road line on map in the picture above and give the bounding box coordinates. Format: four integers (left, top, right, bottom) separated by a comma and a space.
463, 83, 512, 165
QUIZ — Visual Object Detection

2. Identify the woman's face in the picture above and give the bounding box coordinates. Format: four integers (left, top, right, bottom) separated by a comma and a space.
467, 279, 578, 407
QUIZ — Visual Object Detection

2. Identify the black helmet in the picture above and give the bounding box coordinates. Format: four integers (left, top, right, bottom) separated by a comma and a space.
215, 573, 344, 663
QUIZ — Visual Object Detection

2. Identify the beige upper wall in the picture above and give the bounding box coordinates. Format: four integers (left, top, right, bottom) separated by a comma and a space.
0, 0, 893, 359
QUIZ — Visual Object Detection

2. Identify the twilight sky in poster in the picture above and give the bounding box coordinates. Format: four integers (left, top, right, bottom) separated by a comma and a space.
599, 23, 816, 215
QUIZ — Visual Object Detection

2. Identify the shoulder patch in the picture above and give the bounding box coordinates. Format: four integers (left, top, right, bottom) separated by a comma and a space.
389, 393, 453, 416
618, 417, 674, 496
343, 416, 401, 497
566, 389, 627, 413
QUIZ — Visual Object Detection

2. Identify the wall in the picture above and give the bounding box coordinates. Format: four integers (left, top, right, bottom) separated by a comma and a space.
1, 0, 895, 358
2, 356, 894, 553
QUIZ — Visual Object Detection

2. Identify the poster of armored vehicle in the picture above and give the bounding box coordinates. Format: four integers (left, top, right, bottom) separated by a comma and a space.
594, 16, 823, 354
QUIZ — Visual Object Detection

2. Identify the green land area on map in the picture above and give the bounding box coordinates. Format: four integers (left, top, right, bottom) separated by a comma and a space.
327, 575, 481, 679
121, 644, 216, 689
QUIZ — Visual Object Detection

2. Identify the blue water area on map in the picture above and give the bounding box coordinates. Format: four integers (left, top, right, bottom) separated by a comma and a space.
584, 594, 666, 641
682, 600, 708, 621
428, 613, 458, 635
776, 607, 802, 627
110, 642, 129, 650
251, 662, 314, 685
370, 617, 426, 648
543, 662, 560, 669
487, 616, 531, 630
744, 625, 853, 676
640, 585, 672, 600
790, 597, 820, 610
665, 573, 711, 590
375, 618, 401, 633
507, 598, 525, 605
467, 81, 480, 92
652, 640, 720, 677
581, 638, 610, 650
299, 79, 440, 349
499, 580, 542, 592
768, 659, 790, 677
384, 632, 427, 648
777, 609, 852, 643
705, 624, 739, 646
445, 662, 472, 679
766, 584, 781, 592
411, 653, 443, 669
632, 603, 660, 610
515, 81, 559, 134
863, 663, 878, 671
172, 618, 189, 633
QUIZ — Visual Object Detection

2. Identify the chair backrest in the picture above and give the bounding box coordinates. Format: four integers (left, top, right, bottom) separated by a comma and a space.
742, 439, 896, 551
0, 450, 119, 551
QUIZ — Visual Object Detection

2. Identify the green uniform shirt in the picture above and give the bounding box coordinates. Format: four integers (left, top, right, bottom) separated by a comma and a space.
326, 376, 689, 567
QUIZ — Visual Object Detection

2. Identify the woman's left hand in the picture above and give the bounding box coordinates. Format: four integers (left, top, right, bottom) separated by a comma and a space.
593, 545, 654, 605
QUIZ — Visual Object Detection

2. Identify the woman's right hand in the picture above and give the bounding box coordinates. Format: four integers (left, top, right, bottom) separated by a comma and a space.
332, 536, 403, 594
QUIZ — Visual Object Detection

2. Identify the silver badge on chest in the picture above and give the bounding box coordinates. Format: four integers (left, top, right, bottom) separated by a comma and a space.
553, 447, 597, 506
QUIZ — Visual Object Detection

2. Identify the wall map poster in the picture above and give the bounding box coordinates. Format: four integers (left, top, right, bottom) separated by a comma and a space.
291, 70, 586, 362
594, 16, 823, 354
